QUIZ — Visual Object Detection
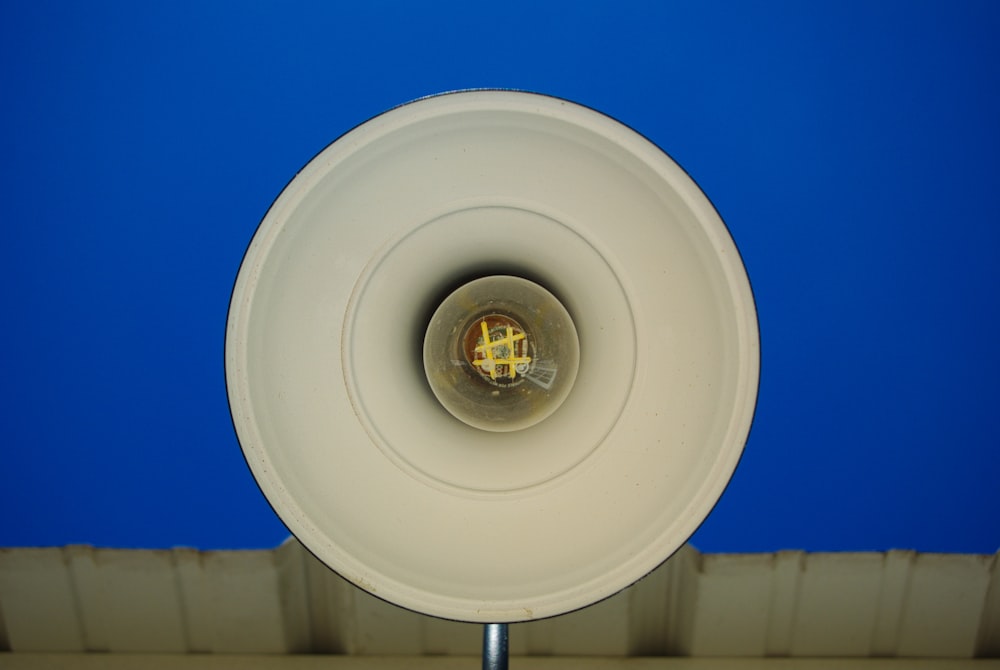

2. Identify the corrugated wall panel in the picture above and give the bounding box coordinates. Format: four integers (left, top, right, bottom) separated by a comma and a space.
977, 552, 1000, 657
896, 553, 993, 658
685, 553, 772, 656
869, 550, 915, 655
201, 550, 290, 653
0, 541, 996, 658
0, 548, 84, 652
97, 549, 188, 653
789, 553, 884, 657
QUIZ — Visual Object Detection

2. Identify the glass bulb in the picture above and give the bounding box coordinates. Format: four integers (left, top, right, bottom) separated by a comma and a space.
423, 276, 579, 432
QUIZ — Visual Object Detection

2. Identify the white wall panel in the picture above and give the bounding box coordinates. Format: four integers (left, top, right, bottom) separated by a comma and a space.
1, 542, 996, 659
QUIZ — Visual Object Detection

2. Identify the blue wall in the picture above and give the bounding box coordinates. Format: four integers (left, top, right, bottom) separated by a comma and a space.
2, 1, 998, 553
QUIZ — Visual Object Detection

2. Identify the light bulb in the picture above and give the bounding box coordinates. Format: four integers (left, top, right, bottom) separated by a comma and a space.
423, 275, 579, 432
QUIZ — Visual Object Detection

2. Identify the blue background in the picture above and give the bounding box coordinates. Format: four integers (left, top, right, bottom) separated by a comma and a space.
2, 2, 998, 554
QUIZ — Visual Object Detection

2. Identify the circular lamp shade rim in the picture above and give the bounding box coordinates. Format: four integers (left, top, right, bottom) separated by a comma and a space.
226, 90, 759, 623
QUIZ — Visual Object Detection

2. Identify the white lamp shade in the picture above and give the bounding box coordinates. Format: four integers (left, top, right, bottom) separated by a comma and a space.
225, 91, 759, 622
